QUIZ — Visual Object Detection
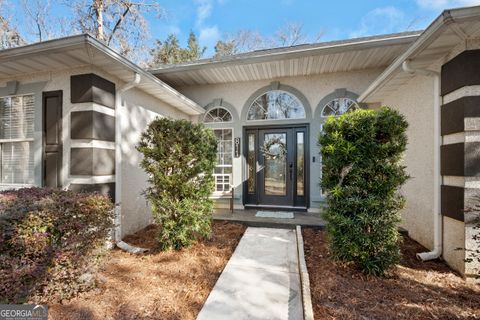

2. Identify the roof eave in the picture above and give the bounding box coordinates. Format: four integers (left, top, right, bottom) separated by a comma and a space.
0, 34, 204, 115
84, 36, 204, 115
358, 6, 480, 103
150, 33, 421, 75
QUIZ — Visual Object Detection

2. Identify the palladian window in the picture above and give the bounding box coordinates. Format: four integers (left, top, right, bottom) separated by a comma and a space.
204, 107, 232, 123
321, 97, 359, 117
247, 90, 305, 121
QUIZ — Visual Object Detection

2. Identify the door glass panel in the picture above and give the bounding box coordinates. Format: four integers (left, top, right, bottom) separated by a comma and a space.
263, 133, 287, 196
247, 133, 256, 194
296, 132, 304, 196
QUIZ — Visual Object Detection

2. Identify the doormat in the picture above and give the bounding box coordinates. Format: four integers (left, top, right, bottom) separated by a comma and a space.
255, 211, 294, 219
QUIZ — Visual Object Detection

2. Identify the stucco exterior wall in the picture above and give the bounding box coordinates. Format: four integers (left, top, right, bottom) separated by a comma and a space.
1, 66, 192, 239
173, 69, 383, 209
0, 65, 98, 190
443, 216, 466, 274
381, 75, 436, 249
119, 87, 190, 237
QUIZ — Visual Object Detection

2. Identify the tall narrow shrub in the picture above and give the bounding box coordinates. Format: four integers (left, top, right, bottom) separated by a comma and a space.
137, 118, 217, 250
319, 107, 409, 275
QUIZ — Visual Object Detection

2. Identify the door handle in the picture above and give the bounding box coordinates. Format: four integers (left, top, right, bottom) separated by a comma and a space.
289, 162, 293, 180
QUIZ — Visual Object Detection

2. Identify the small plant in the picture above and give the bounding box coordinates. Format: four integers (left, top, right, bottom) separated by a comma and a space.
0, 188, 113, 303
319, 107, 409, 276
137, 118, 217, 250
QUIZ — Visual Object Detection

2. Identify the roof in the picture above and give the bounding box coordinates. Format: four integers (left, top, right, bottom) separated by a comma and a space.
358, 5, 480, 103
151, 31, 421, 86
0, 34, 203, 115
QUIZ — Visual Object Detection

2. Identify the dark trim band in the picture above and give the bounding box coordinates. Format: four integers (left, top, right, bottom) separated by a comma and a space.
441, 49, 480, 96
70, 148, 115, 176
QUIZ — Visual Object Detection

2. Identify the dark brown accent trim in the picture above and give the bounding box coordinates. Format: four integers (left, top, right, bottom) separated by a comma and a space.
42, 90, 63, 188
69, 182, 115, 201
441, 185, 480, 222
71, 73, 116, 108
441, 49, 480, 96
441, 143, 464, 176
441, 185, 464, 221
441, 142, 480, 177
70, 148, 115, 176
71, 111, 115, 141
441, 96, 480, 135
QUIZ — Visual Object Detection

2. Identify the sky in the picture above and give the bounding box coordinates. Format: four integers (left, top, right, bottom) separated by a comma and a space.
6, 0, 480, 57
150, 0, 480, 55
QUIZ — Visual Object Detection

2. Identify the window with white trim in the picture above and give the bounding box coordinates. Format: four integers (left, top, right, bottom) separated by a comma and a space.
321, 97, 359, 117
247, 90, 305, 120
0, 94, 35, 184
213, 129, 233, 193
204, 107, 232, 123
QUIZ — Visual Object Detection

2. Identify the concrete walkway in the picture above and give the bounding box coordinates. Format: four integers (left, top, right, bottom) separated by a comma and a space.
197, 227, 303, 320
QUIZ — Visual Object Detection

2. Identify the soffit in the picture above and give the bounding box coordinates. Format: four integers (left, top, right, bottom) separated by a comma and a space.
152, 33, 421, 87
0, 35, 203, 115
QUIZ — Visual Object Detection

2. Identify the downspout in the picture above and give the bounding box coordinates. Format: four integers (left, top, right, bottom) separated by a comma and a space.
402, 60, 442, 261
114, 72, 141, 243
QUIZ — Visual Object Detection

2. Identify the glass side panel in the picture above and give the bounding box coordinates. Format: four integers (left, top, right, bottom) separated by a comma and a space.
263, 133, 287, 196
296, 132, 304, 196
247, 133, 256, 194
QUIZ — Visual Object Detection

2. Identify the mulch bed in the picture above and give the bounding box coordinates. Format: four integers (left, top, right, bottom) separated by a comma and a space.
303, 228, 480, 320
49, 221, 246, 320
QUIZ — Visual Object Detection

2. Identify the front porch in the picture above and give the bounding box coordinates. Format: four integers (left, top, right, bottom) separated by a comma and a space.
213, 209, 326, 229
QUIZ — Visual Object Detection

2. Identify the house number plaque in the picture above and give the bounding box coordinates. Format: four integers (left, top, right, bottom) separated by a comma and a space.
234, 137, 241, 158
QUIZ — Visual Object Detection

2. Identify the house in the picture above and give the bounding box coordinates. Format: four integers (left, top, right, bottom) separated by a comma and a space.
0, 6, 479, 279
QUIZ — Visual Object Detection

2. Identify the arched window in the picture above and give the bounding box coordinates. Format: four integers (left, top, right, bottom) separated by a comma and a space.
204, 107, 232, 123
321, 98, 359, 117
247, 90, 306, 121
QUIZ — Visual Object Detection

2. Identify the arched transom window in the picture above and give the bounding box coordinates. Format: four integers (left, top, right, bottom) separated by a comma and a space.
204, 107, 232, 123
247, 90, 306, 121
321, 98, 359, 117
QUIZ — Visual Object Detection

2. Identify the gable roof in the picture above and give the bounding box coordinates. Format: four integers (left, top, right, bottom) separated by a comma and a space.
151, 31, 421, 86
0, 34, 203, 115
358, 5, 480, 103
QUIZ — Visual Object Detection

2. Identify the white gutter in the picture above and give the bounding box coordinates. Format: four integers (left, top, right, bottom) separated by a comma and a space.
358, 6, 480, 103
114, 72, 141, 242
402, 60, 442, 261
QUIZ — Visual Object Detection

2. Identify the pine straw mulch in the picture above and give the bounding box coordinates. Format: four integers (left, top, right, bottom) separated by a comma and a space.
49, 221, 246, 320
303, 228, 480, 320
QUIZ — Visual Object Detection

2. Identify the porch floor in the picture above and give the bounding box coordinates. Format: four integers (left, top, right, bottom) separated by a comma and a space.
213, 209, 326, 229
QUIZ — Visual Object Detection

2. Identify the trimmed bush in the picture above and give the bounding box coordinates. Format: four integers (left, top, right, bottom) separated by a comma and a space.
137, 118, 217, 250
0, 188, 113, 303
319, 107, 409, 275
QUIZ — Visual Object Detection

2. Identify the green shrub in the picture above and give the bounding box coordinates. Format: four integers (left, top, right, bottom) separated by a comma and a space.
137, 118, 217, 250
0, 188, 113, 303
319, 107, 409, 275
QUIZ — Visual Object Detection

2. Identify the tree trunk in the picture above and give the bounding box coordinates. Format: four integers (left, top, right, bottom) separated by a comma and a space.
94, 0, 105, 41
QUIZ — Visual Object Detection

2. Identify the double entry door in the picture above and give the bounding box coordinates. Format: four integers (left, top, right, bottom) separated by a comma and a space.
244, 125, 308, 208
